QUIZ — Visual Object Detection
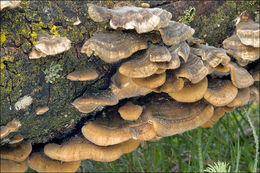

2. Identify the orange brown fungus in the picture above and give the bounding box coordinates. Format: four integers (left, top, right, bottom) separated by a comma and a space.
201, 107, 226, 128
168, 77, 208, 103
204, 79, 238, 107
118, 101, 143, 121
66, 69, 99, 81
44, 137, 140, 162
0, 159, 28, 173
28, 152, 81, 173
145, 96, 214, 137
0, 118, 21, 139
0, 141, 32, 162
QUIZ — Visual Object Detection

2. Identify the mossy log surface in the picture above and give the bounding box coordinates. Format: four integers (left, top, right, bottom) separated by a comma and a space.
0, 1, 258, 145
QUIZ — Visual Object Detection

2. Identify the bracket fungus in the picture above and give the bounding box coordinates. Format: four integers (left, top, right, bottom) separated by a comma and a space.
253, 71, 260, 81
204, 79, 238, 107
200, 107, 226, 128
158, 21, 195, 46
168, 77, 208, 103
191, 44, 230, 68
146, 98, 214, 137
44, 136, 140, 162
132, 72, 166, 89
88, 4, 172, 33
0, 141, 32, 162
28, 152, 81, 173
119, 50, 158, 78
81, 109, 156, 146
81, 31, 151, 63
29, 34, 71, 59
175, 54, 208, 84
0, 1, 21, 11
228, 62, 254, 88
118, 101, 143, 121
66, 69, 99, 81
227, 87, 250, 107
0, 159, 28, 173
235, 11, 260, 48
110, 71, 152, 100
222, 34, 259, 66
9, 134, 24, 145
153, 71, 184, 93
0, 118, 21, 139
148, 45, 172, 62
35, 106, 49, 115
72, 90, 119, 113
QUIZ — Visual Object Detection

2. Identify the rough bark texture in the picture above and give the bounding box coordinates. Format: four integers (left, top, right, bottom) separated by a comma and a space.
0, 1, 258, 145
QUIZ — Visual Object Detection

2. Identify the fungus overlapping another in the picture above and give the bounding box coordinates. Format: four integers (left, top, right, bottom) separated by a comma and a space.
146, 98, 214, 137
168, 77, 208, 103
44, 136, 140, 162
118, 101, 143, 121
223, 34, 259, 66
175, 54, 208, 84
0, 141, 32, 162
88, 4, 172, 34
0, 159, 28, 173
81, 31, 150, 63
204, 79, 238, 107
28, 152, 81, 173
235, 11, 260, 47
0, 119, 21, 139
158, 21, 195, 46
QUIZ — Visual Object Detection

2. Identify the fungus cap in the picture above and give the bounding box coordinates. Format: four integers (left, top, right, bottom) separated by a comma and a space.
0, 118, 21, 139
35, 106, 49, 115
9, 134, 24, 144
81, 31, 149, 63
29, 47, 47, 59
168, 77, 208, 103
227, 87, 250, 107
175, 54, 208, 84
132, 72, 166, 89
236, 11, 260, 47
191, 44, 230, 67
0, 159, 27, 173
72, 103, 98, 114
228, 62, 254, 88
222, 34, 259, 64
0, 1, 21, 11
154, 71, 184, 93
28, 152, 81, 173
119, 51, 158, 78
0, 141, 32, 162
110, 72, 152, 100
148, 45, 172, 62
158, 21, 195, 46
204, 79, 238, 106
33, 34, 71, 56
252, 71, 260, 81
44, 137, 140, 162
72, 90, 119, 106
118, 101, 143, 121
66, 69, 99, 81
146, 99, 214, 137
200, 107, 225, 128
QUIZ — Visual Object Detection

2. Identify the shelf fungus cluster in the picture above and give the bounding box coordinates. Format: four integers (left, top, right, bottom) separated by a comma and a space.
223, 11, 260, 66
1, 3, 259, 173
